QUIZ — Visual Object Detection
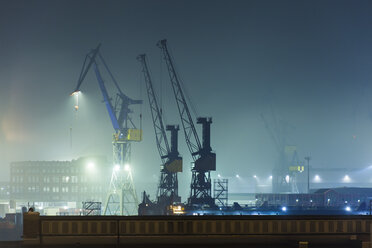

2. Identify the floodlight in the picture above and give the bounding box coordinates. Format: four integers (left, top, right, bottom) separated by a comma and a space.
87, 162, 95, 170
70, 90, 81, 96
343, 175, 351, 183
314, 174, 321, 182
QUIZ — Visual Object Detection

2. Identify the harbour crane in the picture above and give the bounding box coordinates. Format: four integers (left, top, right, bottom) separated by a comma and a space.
157, 39, 216, 208
261, 106, 300, 193
137, 54, 182, 214
71, 44, 142, 215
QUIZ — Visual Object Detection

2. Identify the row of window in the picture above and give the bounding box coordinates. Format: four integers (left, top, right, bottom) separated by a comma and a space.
11, 175, 93, 183
11, 186, 103, 193
11, 167, 78, 174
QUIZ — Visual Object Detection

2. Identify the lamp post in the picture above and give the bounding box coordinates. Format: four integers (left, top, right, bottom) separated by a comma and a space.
304, 156, 311, 193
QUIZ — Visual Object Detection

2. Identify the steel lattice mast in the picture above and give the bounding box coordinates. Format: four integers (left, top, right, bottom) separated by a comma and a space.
157, 39, 216, 208
71, 44, 142, 215
137, 54, 182, 210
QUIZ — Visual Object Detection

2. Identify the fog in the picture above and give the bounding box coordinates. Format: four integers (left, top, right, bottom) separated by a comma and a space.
1, 0, 372, 199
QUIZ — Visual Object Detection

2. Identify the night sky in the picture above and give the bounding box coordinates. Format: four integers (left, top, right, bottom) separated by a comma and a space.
1, 0, 372, 197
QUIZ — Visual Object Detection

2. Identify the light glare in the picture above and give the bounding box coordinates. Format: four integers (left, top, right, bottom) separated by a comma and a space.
285, 175, 290, 183
314, 174, 321, 182
70, 90, 81, 96
87, 162, 95, 170
343, 175, 351, 183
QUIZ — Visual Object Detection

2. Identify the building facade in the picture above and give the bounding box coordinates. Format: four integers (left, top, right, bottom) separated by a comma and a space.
10, 156, 110, 207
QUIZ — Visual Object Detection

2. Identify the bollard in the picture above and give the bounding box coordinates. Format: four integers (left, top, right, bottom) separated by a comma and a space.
23, 211, 40, 245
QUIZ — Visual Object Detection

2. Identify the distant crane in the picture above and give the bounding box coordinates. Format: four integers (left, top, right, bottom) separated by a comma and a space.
137, 54, 182, 214
157, 39, 216, 208
71, 44, 142, 215
261, 107, 300, 193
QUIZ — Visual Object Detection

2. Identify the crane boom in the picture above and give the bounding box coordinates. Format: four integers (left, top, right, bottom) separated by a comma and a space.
72, 44, 143, 133
71, 44, 101, 95
157, 39, 202, 161
92, 62, 121, 131
137, 54, 170, 164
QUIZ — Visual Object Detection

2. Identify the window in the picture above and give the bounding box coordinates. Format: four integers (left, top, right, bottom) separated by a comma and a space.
71, 176, 78, 183
72, 186, 78, 193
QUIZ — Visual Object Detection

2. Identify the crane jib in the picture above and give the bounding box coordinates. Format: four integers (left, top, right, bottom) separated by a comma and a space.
72, 43, 101, 94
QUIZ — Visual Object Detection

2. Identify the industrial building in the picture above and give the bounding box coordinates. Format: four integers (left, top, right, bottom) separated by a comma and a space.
256, 187, 372, 209
9, 156, 110, 212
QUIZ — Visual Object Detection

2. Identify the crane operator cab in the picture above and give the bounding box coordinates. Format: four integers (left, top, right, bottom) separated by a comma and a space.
113, 129, 142, 142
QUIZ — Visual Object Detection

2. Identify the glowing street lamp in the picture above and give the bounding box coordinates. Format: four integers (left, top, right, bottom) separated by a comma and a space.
124, 164, 131, 172
87, 162, 95, 170
114, 164, 120, 172
285, 175, 290, 183
314, 174, 321, 182
343, 175, 351, 183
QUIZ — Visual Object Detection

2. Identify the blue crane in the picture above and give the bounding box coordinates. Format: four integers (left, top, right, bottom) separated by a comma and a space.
71, 44, 142, 215
72, 44, 142, 140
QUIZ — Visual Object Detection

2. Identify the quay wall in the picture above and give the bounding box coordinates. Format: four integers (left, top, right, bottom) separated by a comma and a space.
23, 215, 372, 247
